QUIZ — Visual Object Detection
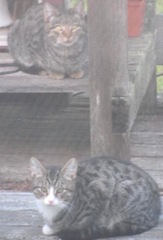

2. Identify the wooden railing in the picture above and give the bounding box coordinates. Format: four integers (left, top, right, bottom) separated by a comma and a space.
156, 14, 163, 65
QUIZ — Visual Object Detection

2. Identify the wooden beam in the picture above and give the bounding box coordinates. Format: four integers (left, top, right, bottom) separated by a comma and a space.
88, 0, 130, 159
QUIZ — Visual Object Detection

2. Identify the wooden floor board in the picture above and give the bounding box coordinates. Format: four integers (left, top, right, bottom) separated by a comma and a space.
0, 18, 161, 240
0, 94, 163, 238
0, 94, 163, 190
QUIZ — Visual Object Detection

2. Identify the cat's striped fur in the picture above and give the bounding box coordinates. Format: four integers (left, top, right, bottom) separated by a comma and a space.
8, 2, 88, 79
30, 156, 161, 239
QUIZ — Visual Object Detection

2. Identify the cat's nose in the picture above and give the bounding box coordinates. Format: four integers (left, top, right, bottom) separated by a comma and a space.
63, 29, 72, 39
48, 199, 54, 205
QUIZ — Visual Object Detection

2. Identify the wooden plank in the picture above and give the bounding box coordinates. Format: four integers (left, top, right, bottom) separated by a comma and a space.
132, 114, 163, 132
131, 157, 163, 190
0, 226, 55, 240
0, 29, 8, 50
131, 144, 163, 157
127, 34, 156, 130
139, 69, 157, 114
156, 15, 163, 65
0, 72, 88, 93
144, 0, 155, 32
0, 192, 36, 210
139, 1, 157, 115
112, 33, 156, 132
0, 142, 89, 156
1, 210, 40, 226
131, 132, 163, 145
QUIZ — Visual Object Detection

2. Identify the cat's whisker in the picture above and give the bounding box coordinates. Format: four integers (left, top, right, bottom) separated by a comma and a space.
60, 201, 72, 207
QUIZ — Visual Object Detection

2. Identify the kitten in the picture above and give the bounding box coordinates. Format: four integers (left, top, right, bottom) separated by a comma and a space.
30, 157, 77, 235
8, 1, 88, 79
30, 156, 161, 240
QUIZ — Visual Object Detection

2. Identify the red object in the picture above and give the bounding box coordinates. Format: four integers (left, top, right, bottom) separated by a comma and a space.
128, 0, 146, 37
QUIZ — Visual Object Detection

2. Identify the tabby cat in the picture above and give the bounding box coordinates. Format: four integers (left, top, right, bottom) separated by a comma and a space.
8, 1, 87, 79
30, 156, 161, 240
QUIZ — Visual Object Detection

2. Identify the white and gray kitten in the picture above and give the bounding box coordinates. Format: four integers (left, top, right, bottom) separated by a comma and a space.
30, 157, 77, 235
30, 156, 161, 240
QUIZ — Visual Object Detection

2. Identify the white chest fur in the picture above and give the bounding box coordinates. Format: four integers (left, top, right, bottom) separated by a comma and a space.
36, 199, 65, 224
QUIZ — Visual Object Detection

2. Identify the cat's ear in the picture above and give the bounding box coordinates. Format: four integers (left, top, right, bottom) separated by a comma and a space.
74, 0, 85, 18
61, 158, 78, 180
43, 2, 59, 23
30, 157, 46, 178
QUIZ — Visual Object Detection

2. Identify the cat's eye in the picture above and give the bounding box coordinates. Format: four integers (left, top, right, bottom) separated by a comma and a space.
56, 188, 63, 194
33, 186, 47, 198
56, 188, 65, 195
54, 26, 63, 33
40, 187, 47, 193
72, 26, 80, 32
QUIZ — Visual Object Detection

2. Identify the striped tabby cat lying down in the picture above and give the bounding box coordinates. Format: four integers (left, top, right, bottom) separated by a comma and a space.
8, 1, 88, 79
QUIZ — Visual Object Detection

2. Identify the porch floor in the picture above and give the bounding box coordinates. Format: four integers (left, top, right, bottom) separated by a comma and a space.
0, 93, 163, 188
0, 93, 163, 239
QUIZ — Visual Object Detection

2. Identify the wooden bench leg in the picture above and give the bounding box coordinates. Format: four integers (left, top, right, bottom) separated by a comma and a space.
139, 69, 157, 114
113, 133, 130, 162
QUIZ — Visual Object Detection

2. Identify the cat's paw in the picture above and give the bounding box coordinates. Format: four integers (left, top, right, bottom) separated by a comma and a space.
42, 224, 55, 235
39, 70, 48, 76
49, 72, 65, 80
70, 70, 84, 79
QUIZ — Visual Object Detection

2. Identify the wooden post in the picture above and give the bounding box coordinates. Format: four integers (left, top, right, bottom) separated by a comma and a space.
140, 0, 157, 114
88, 0, 130, 160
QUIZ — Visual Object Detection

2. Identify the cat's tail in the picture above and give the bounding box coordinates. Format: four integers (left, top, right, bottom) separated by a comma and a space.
0, 62, 20, 75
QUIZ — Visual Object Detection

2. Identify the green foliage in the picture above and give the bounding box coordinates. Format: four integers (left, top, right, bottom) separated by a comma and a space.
71, 0, 77, 6
69, 0, 87, 11
156, 0, 163, 14
157, 66, 163, 92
